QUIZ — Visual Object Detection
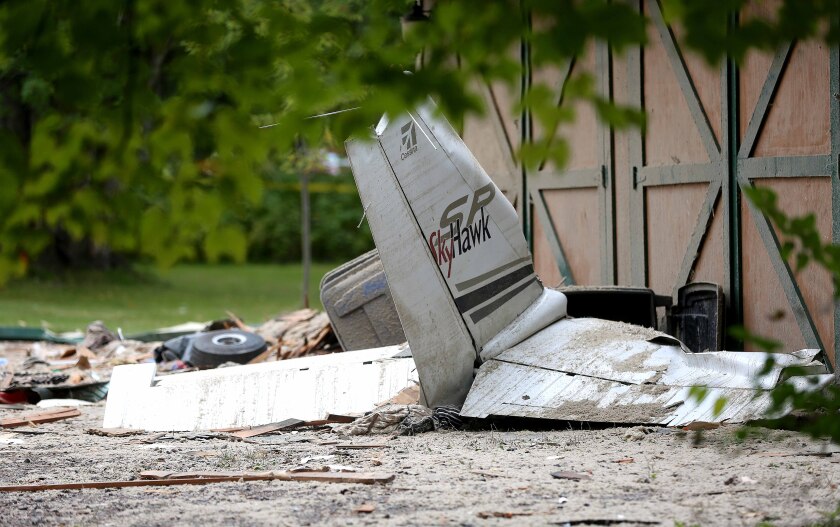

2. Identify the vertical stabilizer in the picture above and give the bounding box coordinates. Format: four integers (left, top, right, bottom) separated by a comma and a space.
347, 102, 545, 406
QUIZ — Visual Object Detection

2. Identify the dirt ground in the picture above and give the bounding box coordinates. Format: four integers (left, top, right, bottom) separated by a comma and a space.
1, 404, 839, 527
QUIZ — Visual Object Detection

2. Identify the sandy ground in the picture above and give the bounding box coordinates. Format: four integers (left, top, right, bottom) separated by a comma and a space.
0, 403, 839, 527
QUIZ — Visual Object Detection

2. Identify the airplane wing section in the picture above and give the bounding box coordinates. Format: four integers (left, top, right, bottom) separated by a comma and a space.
462, 318, 831, 425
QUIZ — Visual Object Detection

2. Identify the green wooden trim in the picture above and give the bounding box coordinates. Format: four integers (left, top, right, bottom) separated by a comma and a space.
529, 169, 602, 190
737, 155, 833, 179
831, 41, 839, 372
536, 57, 576, 172
738, 42, 792, 160
672, 180, 722, 297
638, 162, 720, 187
597, 40, 617, 285
530, 187, 575, 285
628, 1, 647, 287
720, 13, 744, 349
648, 0, 721, 161
739, 176, 825, 352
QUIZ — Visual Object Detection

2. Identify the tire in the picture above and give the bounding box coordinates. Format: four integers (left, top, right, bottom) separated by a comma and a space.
189, 329, 267, 369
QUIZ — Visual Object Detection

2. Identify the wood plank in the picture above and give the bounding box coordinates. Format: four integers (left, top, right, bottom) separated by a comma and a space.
692, 198, 726, 290
531, 191, 574, 285
612, 47, 633, 286
543, 188, 601, 285
0, 471, 395, 493
596, 41, 616, 285
230, 418, 304, 439
637, 162, 719, 187
529, 169, 600, 190
642, 9, 708, 167
535, 43, 599, 172
672, 180, 722, 296
1, 408, 80, 429
334, 442, 391, 450
738, 0, 782, 140
645, 183, 708, 296
670, 20, 723, 144
738, 43, 793, 158
737, 155, 833, 179
647, 0, 720, 160
739, 177, 826, 353
141, 470, 394, 484
627, 28, 646, 286
531, 208, 564, 287
753, 39, 831, 157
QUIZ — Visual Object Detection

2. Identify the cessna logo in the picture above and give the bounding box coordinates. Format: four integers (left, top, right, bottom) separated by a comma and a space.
428, 183, 496, 277
400, 121, 418, 160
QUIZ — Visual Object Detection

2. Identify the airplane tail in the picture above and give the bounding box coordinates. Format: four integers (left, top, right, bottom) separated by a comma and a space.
346, 101, 566, 407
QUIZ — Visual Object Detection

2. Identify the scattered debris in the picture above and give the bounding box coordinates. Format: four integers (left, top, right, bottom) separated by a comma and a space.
334, 442, 391, 450
37, 399, 93, 408
470, 470, 506, 478
754, 451, 835, 458
477, 511, 533, 519
0, 470, 395, 492
0, 391, 30, 405
623, 426, 656, 441
377, 382, 420, 406
300, 455, 336, 464
1, 407, 81, 429
0, 432, 24, 444
230, 418, 305, 439
140, 469, 394, 485
333, 404, 433, 436
155, 329, 267, 369
551, 520, 659, 526
86, 428, 146, 437
254, 309, 338, 360
724, 475, 757, 485
681, 421, 720, 431
612, 458, 635, 464
353, 503, 376, 514
551, 471, 592, 481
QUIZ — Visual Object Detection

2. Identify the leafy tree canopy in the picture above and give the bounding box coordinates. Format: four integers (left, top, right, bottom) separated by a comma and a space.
0, 0, 836, 282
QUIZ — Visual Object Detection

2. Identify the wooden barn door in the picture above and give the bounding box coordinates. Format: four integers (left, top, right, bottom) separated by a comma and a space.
626, 0, 730, 302
529, 42, 616, 287
735, 2, 838, 365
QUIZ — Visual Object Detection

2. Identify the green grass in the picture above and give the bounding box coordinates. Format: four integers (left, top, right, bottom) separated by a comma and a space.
0, 263, 340, 334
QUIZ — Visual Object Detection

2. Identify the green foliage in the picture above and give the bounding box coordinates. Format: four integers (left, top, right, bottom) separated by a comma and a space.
0, 263, 337, 333
662, 0, 839, 64
244, 170, 374, 263
0, 0, 837, 283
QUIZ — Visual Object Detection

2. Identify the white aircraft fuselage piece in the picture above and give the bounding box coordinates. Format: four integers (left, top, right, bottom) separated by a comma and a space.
347, 102, 832, 425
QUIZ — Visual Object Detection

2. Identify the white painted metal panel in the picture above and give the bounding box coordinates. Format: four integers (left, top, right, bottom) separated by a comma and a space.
463, 360, 832, 425
103, 346, 418, 431
377, 103, 543, 350
462, 319, 829, 425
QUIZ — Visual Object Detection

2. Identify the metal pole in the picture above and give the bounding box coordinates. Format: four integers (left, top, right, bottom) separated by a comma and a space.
300, 170, 311, 309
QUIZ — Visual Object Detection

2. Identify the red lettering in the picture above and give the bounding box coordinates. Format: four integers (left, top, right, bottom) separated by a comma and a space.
428, 231, 439, 264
